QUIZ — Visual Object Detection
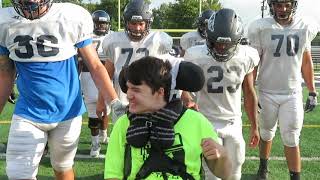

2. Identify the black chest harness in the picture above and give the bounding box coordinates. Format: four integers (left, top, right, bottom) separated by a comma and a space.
122, 100, 203, 180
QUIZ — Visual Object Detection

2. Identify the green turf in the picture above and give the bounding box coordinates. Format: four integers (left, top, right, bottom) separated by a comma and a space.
1, 87, 320, 179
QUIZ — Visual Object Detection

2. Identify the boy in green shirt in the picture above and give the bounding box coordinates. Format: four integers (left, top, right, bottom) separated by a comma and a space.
104, 56, 231, 180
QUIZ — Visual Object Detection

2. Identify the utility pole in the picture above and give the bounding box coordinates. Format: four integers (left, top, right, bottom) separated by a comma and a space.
261, 0, 266, 18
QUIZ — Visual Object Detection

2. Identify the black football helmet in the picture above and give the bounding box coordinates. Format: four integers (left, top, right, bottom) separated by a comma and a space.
92, 10, 111, 36
206, 8, 243, 62
195, 9, 215, 38
268, 0, 297, 23
11, 0, 53, 20
123, 0, 153, 41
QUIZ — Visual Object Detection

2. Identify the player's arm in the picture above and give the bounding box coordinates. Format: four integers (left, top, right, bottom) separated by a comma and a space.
78, 44, 118, 103
301, 50, 316, 93
242, 71, 259, 148
301, 50, 317, 112
0, 55, 16, 113
96, 59, 115, 119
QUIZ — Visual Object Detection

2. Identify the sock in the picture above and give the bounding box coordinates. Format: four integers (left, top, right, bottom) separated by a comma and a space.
91, 135, 99, 146
259, 158, 268, 169
289, 171, 300, 180
100, 129, 108, 136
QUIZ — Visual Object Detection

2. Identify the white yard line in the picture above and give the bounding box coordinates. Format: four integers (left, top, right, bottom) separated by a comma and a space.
1, 153, 320, 161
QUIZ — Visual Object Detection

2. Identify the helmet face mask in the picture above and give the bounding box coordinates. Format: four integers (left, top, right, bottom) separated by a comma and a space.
196, 10, 215, 38
123, 0, 153, 41
206, 8, 243, 62
268, 0, 298, 24
11, 0, 52, 20
92, 10, 111, 36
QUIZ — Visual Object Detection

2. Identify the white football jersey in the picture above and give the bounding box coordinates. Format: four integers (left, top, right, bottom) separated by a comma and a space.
92, 31, 113, 61
248, 17, 319, 94
184, 45, 259, 122
102, 31, 173, 103
0, 3, 93, 62
180, 31, 206, 51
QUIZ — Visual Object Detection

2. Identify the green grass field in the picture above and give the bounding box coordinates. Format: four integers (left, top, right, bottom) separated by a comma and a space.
0, 88, 320, 180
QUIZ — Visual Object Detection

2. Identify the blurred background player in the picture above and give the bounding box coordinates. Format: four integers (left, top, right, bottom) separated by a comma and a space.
96, 0, 174, 119
180, 9, 215, 56
79, 10, 113, 157
248, 0, 319, 179
184, 8, 260, 180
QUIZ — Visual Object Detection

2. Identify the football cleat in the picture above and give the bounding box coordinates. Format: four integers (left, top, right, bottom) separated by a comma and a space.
90, 144, 101, 158
256, 166, 269, 180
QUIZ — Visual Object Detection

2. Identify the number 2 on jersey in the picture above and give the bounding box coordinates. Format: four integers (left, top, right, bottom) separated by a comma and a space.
207, 66, 241, 93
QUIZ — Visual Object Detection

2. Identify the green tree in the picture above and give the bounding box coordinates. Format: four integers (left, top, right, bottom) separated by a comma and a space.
2, 0, 12, 7
152, 0, 221, 37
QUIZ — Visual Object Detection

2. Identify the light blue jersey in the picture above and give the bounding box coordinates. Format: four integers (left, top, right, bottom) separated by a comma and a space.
0, 3, 94, 123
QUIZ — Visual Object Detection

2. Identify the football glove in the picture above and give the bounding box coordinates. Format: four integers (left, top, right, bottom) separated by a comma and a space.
7, 92, 16, 104
110, 99, 127, 122
304, 92, 317, 113
257, 102, 262, 113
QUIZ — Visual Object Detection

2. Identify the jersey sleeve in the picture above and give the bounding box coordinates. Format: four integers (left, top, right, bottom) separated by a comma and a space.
158, 32, 173, 55
104, 116, 129, 179
305, 20, 319, 52
102, 34, 115, 63
183, 45, 204, 65
247, 19, 263, 56
245, 46, 260, 74
76, 5, 94, 44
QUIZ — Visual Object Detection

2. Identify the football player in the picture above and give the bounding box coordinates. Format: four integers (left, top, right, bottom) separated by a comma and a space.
79, 10, 113, 157
248, 0, 319, 179
0, 0, 120, 179
96, 0, 174, 117
180, 9, 215, 56
184, 8, 260, 180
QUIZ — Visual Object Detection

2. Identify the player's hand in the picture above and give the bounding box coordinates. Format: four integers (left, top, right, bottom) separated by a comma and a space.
257, 102, 262, 113
249, 127, 260, 148
96, 100, 106, 119
305, 92, 317, 113
201, 138, 226, 160
185, 101, 199, 111
110, 99, 127, 122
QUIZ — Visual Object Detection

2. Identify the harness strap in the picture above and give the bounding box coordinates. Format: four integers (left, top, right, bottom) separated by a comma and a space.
123, 144, 132, 180
135, 149, 195, 180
